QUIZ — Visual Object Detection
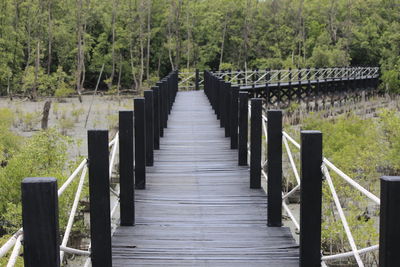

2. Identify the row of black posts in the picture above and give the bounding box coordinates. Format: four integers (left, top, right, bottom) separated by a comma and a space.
20, 71, 178, 267
204, 70, 400, 267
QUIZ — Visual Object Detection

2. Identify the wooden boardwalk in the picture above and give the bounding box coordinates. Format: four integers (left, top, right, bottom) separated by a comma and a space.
112, 91, 299, 266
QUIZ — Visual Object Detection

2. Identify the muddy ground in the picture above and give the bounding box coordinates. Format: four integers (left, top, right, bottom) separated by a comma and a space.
0, 95, 133, 157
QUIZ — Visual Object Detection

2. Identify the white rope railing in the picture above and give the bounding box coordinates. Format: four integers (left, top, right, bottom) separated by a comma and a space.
178, 72, 203, 90
322, 164, 364, 266
277, 129, 380, 266
0, 132, 120, 266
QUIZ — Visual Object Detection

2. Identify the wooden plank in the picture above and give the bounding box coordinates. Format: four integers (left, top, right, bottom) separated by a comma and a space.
112, 91, 299, 266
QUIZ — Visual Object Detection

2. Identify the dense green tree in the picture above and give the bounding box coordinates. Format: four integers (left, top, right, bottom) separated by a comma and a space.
0, 0, 399, 95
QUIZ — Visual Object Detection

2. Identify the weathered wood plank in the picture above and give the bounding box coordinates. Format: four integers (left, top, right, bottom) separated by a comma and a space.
112, 91, 299, 266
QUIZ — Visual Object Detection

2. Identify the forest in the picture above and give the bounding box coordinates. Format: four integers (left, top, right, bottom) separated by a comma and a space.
0, 0, 399, 99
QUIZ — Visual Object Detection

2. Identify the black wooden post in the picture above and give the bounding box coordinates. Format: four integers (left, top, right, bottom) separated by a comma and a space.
267, 110, 282, 226
250, 98, 262, 189
238, 92, 248, 166
119, 111, 134, 226
300, 130, 322, 267
230, 85, 239, 149
215, 77, 220, 118
379, 176, 400, 266
195, 69, 200, 90
225, 82, 231, 137
134, 98, 146, 189
22, 177, 60, 267
88, 130, 112, 267
162, 80, 169, 127
144, 90, 154, 166
152, 86, 160, 149
156, 82, 164, 137
219, 80, 225, 128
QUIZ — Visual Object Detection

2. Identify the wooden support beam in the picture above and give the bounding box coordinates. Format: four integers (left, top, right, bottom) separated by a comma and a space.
119, 111, 135, 226
22, 177, 60, 267
300, 130, 322, 267
88, 130, 112, 267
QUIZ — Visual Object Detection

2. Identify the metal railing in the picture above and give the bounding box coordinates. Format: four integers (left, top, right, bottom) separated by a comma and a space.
211, 67, 380, 86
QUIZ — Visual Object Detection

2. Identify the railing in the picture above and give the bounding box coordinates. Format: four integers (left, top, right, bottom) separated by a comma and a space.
204, 70, 400, 266
0, 71, 179, 266
211, 67, 380, 86
279, 125, 380, 267
178, 69, 203, 91
0, 133, 118, 266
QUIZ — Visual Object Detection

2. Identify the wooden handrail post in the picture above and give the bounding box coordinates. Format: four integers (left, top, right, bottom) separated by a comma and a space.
230, 85, 239, 149
219, 80, 225, 128
162, 79, 168, 128
224, 82, 231, 138
238, 92, 248, 166
134, 98, 146, 189
88, 130, 112, 267
119, 111, 135, 226
300, 130, 322, 267
144, 90, 154, 166
195, 69, 200, 91
379, 176, 400, 266
152, 86, 161, 149
267, 110, 282, 226
156, 82, 164, 137
250, 98, 262, 188
215, 77, 221, 118
22, 177, 60, 267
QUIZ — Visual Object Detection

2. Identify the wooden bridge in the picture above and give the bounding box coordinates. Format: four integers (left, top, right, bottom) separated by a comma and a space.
112, 90, 298, 266
3, 68, 400, 267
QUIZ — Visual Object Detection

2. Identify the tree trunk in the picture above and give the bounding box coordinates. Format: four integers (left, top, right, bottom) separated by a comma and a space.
76, 0, 84, 103
219, 15, 228, 69
175, 0, 183, 69
32, 41, 40, 101
129, 44, 138, 90
41, 100, 52, 129
186, 3, 190, 70
117, 59, 122, 101
108, 0, 118, 90
47, 0, 52, 75
146, 0, 151, 80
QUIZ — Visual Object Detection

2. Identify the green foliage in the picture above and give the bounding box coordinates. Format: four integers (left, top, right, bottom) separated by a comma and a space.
0, 129, 74, 233
0, 0, 398, 95
107, 113, 118, 131
58, 117, 75, 136
219, 62, 236, 70
381, 69, 400, 93
58, 110, 76, 135
19, 111, 41, 131
0, 108, 21, 164
21, 66, 72, 96
54, 88, 75, 100
71, 107, 85, 122
290, 109, 400, 260
309, 45, 350, 67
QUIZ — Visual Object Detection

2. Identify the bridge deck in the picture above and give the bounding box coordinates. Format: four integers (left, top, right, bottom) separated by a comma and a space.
111, 91, 299, 266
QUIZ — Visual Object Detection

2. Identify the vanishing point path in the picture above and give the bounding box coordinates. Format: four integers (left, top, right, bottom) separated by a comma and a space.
112, 91, 299, 266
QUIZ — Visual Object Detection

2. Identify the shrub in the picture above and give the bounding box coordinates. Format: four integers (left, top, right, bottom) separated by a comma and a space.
71, 107, 85, 122
54, 87, 75, 100
58, 116, 75, 135
20, 111, 41, 131
0, 129, 73, 233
